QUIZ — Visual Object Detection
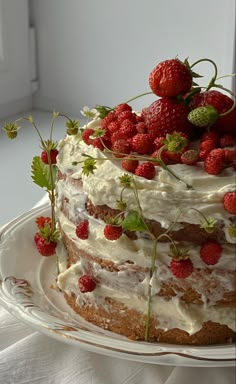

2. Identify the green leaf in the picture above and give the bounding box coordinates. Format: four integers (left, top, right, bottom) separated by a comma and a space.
31, 156, 57, 190
122, 210, 148, 232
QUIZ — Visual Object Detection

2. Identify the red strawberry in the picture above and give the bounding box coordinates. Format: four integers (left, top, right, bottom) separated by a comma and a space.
117, 110, 135, 124
151, 149, 170, 165
41, 149, 59, 164
181, 149, 199, 165
200, 241, 222, 265
121, 157, 139, 173
112, 139, 131, 157
204, 148, 225, 175
107, 120, 120, 133
135, 122, 147, 133
35, 216, 52, 229
142, 98, 192, 138
224, 149, 236, 164
135, 162, 156, 179
149, 58, 192, 97
213, 107, 236, 136
223, 192, 236, 215
190, 90, 233, 114
78, 275, 96, 293
119, 119, 136, 139
34, 232, 57, 256
200, 139, 217, 152
219, 134, 234, 148
115, 103, 132, 115
104, 224, 122, 240
170, 258, 193, 278
101, 111, 116, 129
201, 130, 220, 144
75, 220, 89, 239
131, 133, 153, 155
82, 128, 95, 145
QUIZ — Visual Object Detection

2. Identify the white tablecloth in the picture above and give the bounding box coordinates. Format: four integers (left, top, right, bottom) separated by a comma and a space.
0, 197, 235, 383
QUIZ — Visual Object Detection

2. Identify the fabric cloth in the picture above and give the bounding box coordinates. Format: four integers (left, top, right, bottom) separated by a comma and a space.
0, 197, 235, 383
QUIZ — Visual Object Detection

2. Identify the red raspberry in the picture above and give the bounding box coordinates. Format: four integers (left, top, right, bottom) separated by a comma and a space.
75, 220, 89, 239
135, 162, 156, 179
41, 149, 59, 164
131, 133, 153, 155
219, 134, 234, 148
82, 128, 94, 145
34, 233, 57, 256
115, 103, 132, 115
135, 122, 147, 134
181, 149, 199, 165
121, 157, 139, 173
170, 258, 193, 278
78, 275, 96, 293
35, 216, 52, 229
223, 192, 236, 215
200, 241, 222, 265
107, 120, 120, 133
204, 148, 225, 175
104, 224, 123, 240
112, 139, 131, 157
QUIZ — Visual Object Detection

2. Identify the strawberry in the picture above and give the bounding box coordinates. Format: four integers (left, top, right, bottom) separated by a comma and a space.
190, 90, 233, 114
117, 110, 136, 124
170, 258, 193, 278
224, 149, 236, 164
78, 275, 96, 293
75, 220, 89, 239
115, 103, 132, 115
142, 98, 192, 138
201, 130, 220, 144
135, 162, 156, 179
188, 106, 218, 127
135, 122, 147, 134
149, 58, 192, 98
82, 128, 94, 145
151, 149, 170, 165
213, 107, 236, 136
34, 232, 57, 256
204, 148, 225, 175
112, 139, 131, 157
35, 216, 52, 229
200, 241, 222, 265
121, 157, 139, 173
223, 192, 236, 215
41, 149, 59, 164
154, 136, 166, 150
200, 139, 217, 152
101, 111, 116, 129
131, 133, 153, 155
219, 134, 234, 148
104, 224, 123, 240
107, 120, 120, 133
119, 119, 136, 139
181, 149, 199, 165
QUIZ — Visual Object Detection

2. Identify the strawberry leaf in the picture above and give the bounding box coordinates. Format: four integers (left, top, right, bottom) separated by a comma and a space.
31, 156, 57, 190
122, 210, 148, 232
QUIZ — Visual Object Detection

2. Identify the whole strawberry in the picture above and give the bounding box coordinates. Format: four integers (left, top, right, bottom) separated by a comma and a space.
76, 220, 89, 239
104, 224, 122, 240
223, 192, 236, 215
170, 258, 193, 279
149, 58, 192, 97
188, 105, 218, 127
200, 241, 222, 265
41, 149, 59, 164
135, 162, 156, 179
142, 98, 192, 138
204, 148, 225, 175
78, 275, 96, 293
34, 232, 57, 256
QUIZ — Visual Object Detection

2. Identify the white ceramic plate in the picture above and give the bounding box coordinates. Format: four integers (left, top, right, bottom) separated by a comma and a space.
0, 205, 235, 367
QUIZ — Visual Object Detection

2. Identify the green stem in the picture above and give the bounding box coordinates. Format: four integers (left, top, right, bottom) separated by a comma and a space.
190, 58, 218, 91
213, 84, 236, 116
123, 91, 153, 105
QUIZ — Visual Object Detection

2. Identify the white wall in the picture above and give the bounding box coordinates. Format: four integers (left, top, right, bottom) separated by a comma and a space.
0, 0, 32, 118
32, 0, 236, 117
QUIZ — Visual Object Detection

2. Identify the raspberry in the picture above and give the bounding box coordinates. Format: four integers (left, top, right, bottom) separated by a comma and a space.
104, 224, 122, 240
35, 216, 52, 229
219, 134, 234, 148
200, 241, 222, 265
223, 192, 236, 215
41, 149, 59, 164
78, 275, 96, 293
75, 220, 89, 239
135, 162, 156, 179
115, 103, 132, 115
112, 139, 131, 157
181, 149, 199, 165
34, 233, 57, 256
82, 128, 94, 145
170, 258, 193, 278
204, 148, 225, 175
121, 157, 139, 173
131, 133, 153, 155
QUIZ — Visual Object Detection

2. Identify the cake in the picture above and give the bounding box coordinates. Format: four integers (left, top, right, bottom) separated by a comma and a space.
53, 58, 236, 345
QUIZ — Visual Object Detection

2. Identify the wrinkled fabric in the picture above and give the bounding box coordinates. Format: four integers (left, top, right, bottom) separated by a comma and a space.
0, 197, 235, 383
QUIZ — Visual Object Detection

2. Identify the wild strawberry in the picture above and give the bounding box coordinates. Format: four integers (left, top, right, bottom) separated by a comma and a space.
41, 149, 59, 164
121, 157, 139, 173
104, 224, 122, 240
200, 139, 217, 152
34, 233, 57, 256
117, 110, 135, 124
224, 149, 236, 164
213, 107, 236, 136
181, 149, 199, 165
170, 258, 193, 278
112, 139, 131, 157
82, 128, 95, 145
92, 137, 111, 151
131, 133, 153, 155
107, 120, 120, 133
219, 134, 234, 148
188, 106, 218, 127
154, 136, 165, 150
149, 58, 192, 98
76, 220, 89, 239
201, 130, 220, 144
199, 149, 210, 161
101, 111, 116, 129
142, 98, 191, 138
190, 90, 233, 114
115, 103, 132, 115
200, 241, 222, 265
119, 119, 136, 139
135, 162, 156, 179
135, 122, 147, 133
151, 149, 170, 165
35, 216, 52, 229
223, 192, 236, 215
204, 148, 225, 175
78, 275, 96, 293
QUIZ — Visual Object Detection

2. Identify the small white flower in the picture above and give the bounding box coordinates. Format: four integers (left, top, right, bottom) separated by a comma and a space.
80, 106, 99, 119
